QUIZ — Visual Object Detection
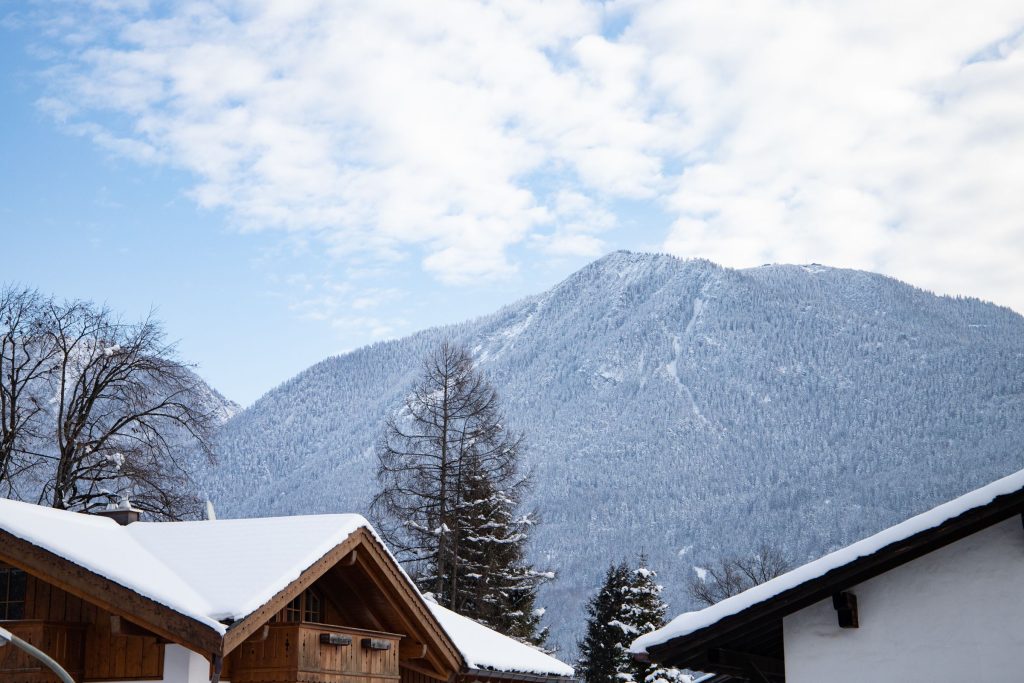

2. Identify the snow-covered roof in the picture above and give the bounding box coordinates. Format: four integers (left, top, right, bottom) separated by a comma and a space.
631, 466, 1024, 654
427, 602, 574, 678
0, 496, 367, 634
0, 497, 576, 679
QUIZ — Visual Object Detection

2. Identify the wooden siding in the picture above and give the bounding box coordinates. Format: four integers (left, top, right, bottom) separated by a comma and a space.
7, 572, 165, 681
399, 664, 447, 683
0, 621, 86, 683
228, 623, 401, 683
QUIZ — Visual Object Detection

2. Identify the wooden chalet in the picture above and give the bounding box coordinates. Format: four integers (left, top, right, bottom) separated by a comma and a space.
630, 468, 1024, 682
0, 498, 574, 683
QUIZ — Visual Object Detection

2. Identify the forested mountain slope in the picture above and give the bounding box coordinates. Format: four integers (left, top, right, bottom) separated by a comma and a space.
199, 252, 1024, 653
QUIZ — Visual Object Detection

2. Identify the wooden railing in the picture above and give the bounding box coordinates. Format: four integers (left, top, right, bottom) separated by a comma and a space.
0, 621, 86, 683
229, 622, 402, 683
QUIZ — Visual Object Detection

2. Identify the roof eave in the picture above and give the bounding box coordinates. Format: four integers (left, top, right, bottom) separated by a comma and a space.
645, 484, 1024, 668
0, 528, 224, 656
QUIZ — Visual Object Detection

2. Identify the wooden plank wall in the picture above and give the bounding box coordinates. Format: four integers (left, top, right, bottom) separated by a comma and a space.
20, 573, 164, 681
0, 621, 86, 683
400, 664, 447, 683
229, 623, 401, 683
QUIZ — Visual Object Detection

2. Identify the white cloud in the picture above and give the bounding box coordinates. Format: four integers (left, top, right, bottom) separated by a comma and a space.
32, 0, 1024, 311
641, 0, 1024, 310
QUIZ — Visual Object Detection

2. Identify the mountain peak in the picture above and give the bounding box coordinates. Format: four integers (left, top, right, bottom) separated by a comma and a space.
201, 253, 1024, 654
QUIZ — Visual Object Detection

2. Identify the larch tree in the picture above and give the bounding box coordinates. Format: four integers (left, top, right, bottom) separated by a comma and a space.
370, 341, 550, 643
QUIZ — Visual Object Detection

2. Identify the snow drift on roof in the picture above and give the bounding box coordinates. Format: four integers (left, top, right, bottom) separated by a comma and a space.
427, 602, 574, 677
631, 466, 1024, 654
0, 497, 367, 633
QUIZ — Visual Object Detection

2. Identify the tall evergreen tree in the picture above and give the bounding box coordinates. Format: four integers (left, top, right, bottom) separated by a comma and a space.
577, 562, 633, 683
625, 556, 684, 683
455, 462, 551, 645
370, 342, 550, 644
579, 557, 686, 683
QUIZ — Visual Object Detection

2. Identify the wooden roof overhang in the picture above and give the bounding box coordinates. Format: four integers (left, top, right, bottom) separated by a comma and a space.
644, 484, 1024, 682
0, 528, 224, 655
0, 525, 464, 679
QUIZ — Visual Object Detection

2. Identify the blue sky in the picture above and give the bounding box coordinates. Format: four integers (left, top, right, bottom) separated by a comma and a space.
3, 1, 1023, 405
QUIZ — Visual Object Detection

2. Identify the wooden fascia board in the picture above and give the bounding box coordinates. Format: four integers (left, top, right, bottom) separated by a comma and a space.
0, 529, 223, 655
647, 489, 1024, 667
460, 669, 579, 683
354, 529, 463, 674
222, 531, 363, 654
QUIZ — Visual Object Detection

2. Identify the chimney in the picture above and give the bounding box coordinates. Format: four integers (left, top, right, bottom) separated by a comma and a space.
95, 497, 142, 525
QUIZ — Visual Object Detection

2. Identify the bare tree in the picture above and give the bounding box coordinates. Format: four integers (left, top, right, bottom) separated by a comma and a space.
41, 300, 217, 519
689, 543, 791, 607
0, 286, 57, 494
370, 342, 529, 607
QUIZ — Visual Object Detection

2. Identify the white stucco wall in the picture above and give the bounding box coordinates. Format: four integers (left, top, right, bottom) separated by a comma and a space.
783, 517, 1024, 682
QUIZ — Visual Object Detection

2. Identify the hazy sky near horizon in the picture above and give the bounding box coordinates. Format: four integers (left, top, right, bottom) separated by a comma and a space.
2, 0, 1023, 405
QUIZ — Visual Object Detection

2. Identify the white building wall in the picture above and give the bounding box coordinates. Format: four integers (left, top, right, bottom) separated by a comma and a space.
783, 517, 1024, 683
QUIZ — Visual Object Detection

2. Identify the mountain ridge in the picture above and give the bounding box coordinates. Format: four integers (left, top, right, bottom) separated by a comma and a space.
199, 251, 1024, 654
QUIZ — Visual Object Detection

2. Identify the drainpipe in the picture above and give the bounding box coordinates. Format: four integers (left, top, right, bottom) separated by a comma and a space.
0, 626, 76, 683
210, 652, 223, 683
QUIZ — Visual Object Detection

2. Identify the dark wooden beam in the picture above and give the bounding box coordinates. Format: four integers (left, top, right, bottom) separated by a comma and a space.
401, 640, 429, 660
110, 615, 168, 641
706, 648, 784, 680
832, 592, 858, 628
245, 625, 270, 643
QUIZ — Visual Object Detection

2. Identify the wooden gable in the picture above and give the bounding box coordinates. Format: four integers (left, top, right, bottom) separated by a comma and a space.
222, 527, 462, 681
0, 525, 464, 683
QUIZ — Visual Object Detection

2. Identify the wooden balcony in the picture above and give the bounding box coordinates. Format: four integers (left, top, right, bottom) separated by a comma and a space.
229, 622, 402, 683
0, 621, 86, 683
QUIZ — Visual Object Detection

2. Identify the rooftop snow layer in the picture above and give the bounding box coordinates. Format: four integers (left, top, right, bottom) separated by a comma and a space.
631, 466, 1024, 654
0, 497, 367, 633
427, 602, 575, 677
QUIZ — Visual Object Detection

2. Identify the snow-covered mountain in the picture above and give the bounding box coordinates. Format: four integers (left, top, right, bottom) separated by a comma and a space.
199, 251, 1024, 654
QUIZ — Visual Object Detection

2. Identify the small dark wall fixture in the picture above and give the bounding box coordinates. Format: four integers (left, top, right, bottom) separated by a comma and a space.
361, 637, 392, 650
320, 633, 353, 646
832, 592, 859, 628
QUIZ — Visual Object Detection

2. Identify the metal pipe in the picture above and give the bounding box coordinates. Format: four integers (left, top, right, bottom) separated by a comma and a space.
0, 625, 76, 683
210, 652, 223, 683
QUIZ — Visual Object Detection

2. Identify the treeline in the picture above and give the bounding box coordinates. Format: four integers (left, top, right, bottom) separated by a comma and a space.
0, 285, 218, 519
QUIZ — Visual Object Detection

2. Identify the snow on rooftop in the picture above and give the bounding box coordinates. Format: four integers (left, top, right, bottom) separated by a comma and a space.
125, 514, 368, 623
427, 602, 574, 678
631, 466, 1024, 654
0, 497, 367, 633
0, 497, 576, 678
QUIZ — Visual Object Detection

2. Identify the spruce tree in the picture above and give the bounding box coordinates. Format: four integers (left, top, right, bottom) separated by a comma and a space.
579, 557, 685, 683
449, 460, 552, 645
625, 556, 683, 683
577, 562, 633, 683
